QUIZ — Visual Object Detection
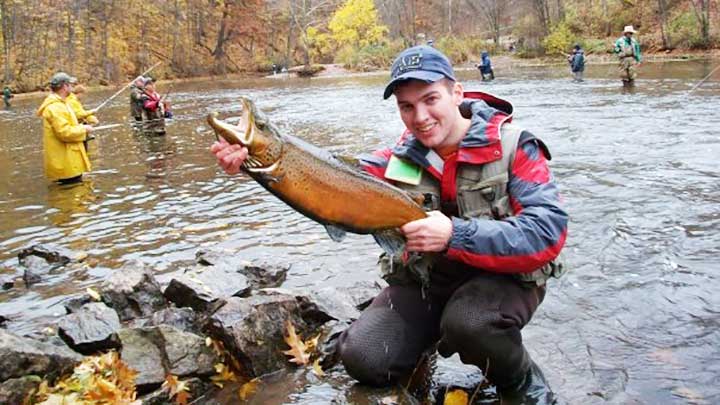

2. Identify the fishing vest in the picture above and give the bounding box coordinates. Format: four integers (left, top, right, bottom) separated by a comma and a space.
383, 122, 565, 287
618, 38, 636, 58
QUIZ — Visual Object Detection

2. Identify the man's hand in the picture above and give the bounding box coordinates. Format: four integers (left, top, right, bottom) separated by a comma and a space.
83, 125, 94, 134
401, 211, 453, 253
87, 107, 99, 115
211, 138, 248, 175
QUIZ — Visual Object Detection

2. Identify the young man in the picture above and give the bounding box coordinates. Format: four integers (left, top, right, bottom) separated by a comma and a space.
210, 46, 567, 403
37, 72, 94, 184
614, 26, 642, 84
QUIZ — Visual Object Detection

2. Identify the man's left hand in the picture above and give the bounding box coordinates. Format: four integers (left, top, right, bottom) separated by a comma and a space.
401, 211, 453, 253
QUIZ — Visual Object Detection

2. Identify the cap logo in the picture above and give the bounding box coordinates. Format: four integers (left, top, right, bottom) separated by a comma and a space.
394, 53, 423, 77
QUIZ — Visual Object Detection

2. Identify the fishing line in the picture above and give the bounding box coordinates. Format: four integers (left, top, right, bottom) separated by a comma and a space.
686, 63, 720, 96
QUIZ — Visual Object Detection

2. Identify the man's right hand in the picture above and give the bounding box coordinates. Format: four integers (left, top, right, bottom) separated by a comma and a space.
211, 138, 248, 175
83, 125, 94, 134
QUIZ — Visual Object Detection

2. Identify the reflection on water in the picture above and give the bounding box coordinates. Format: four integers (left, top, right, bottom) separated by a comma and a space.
46, 181, 97, 227
0, 59, 719, 403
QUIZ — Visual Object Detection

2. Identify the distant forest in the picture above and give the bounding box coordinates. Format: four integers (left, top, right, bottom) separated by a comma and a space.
1, 0, 716, 91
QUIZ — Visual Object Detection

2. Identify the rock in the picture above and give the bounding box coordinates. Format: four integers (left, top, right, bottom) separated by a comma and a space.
63, 294, 94, 314
0, 275, 14, 290
18, 244, 73, 268
0, 329, 81, 383
239, 261, 289, 290
164, 265, 250, 313
57, 302, 121, 355
204, 292, 313, 377
118, 326, 219, 392
0, 375, 42, 405
131, 307, 200, 334
195, 250, 289, 289
101, 264, 167, 321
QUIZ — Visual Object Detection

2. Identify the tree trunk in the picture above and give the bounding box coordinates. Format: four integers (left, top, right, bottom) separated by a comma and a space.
0, 0, 12, 82
657, 0, 671, 49
602, 0, 610, 37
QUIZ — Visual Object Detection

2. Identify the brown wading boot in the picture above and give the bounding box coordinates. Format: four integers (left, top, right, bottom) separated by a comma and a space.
498, 360, 557, 405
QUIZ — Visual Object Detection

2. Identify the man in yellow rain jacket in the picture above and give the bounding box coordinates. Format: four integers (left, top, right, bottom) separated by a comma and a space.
37, 72, 94, 184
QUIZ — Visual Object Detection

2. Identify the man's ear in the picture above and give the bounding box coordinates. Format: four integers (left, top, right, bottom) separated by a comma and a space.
453, 81, 464, 105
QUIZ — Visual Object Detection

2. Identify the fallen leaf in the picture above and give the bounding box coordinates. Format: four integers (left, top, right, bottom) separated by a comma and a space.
211, 363, 237, 388
444, 388, 469, 405
238, 378, 259, 400
311, 359, 325, 377
282, 320, 310, 365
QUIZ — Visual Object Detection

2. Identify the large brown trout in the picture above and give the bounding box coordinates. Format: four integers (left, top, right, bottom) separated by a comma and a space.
207, 97, 427, 255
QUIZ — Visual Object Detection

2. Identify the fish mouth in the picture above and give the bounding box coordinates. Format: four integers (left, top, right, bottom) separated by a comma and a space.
206, 99, 255, 146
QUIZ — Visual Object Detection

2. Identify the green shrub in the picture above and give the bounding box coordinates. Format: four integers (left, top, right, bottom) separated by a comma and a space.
335, 40, 404, 71
543, 21, 574, 55
668, 11, 704, 49
435, 36, 473, 64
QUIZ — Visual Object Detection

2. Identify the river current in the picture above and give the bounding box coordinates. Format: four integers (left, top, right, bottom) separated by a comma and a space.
0, 60, 718, 404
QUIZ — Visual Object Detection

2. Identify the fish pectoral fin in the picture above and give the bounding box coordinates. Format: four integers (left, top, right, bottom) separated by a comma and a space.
372, 229, 406, 256
324, 225, 347, 242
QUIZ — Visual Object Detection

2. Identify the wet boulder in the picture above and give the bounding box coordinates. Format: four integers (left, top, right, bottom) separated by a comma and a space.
291, 281, 381, 324
0, 376, 43, 405
57, 302, 121, 355
164, 265, 251, 313
195, 250, 289, 289
18, 245, 86, 287
130, 307, 201, 334
0, 329, 81, 383
18, 244, 74, 268
0, 275, 14, 290
100, 264, 168, 321
118, 325, 219, 392
62, 294, 94, 314
204, 292, 314, 377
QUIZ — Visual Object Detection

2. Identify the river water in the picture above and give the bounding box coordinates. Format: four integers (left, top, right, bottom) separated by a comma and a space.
0, 60, 718, 404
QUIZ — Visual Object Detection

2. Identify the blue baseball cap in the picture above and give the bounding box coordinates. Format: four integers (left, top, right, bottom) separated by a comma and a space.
383, 45, 456, 99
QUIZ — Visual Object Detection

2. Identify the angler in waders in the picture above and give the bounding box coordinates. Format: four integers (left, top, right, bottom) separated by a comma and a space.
211, 45, 568, 404
614, 25, 642, 86
37, 72, 94, 184
139, 76, 170, 135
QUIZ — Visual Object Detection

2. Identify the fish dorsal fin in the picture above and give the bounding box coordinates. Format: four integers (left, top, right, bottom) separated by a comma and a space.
324, 225, 347, 242
372, 229, 406, 256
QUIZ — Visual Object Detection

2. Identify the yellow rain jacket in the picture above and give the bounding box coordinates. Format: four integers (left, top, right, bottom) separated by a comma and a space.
37, 93, 91, 181
66, 93, 99, 125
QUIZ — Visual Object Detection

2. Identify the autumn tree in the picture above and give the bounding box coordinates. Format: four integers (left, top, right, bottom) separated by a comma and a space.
328, 0, 388, 49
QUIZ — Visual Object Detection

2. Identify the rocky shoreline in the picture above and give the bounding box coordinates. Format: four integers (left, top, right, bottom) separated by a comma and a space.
0, 245, 381, 403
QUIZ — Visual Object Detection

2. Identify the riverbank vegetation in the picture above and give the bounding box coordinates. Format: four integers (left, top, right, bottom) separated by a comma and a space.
0, 0, 717, 91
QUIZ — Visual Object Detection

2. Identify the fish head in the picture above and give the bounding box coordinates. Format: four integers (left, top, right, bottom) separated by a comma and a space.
207, 97, 283, 171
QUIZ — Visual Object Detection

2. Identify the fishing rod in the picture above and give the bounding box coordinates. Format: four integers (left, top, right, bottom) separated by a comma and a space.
92, 62, 162, 113
91, 123, 123, 131
686, 63, 720, 96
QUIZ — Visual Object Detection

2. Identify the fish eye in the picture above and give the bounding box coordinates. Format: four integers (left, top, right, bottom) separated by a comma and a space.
256, 120, 267, 130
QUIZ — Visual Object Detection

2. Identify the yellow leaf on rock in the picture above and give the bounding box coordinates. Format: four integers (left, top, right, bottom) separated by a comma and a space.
211, 363, 237, 387
238, 378, 259, 400
311, 359, 325, 377
444, 388, 469, 405
282, 320, 310, 365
